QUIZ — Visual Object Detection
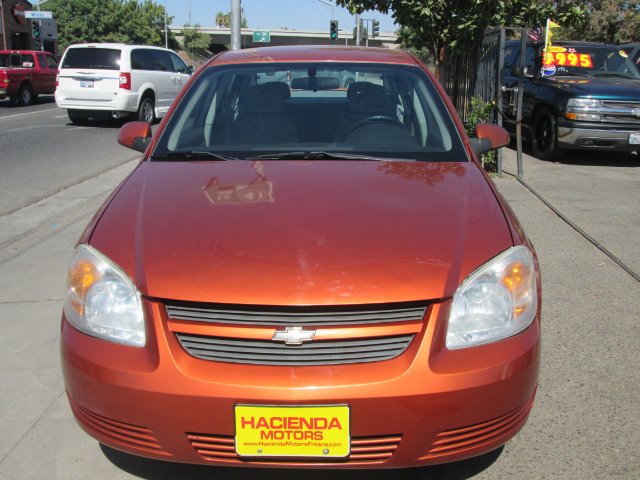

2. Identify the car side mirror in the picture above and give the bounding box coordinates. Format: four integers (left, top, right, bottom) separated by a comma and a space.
118, 121, 152, 153
187, 65, 194, 75
513, 65, 535, 79
469, 123, 510, 156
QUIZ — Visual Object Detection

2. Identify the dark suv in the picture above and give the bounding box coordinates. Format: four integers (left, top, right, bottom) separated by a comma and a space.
501, 41, 640, 159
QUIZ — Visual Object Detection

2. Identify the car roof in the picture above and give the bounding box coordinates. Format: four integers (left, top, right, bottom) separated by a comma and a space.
65, 43, 171, 50
210, 45, 419, 67
0, 50, 49, 54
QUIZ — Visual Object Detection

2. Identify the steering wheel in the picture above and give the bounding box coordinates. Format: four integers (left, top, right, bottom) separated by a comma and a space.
345, 115, 404, 138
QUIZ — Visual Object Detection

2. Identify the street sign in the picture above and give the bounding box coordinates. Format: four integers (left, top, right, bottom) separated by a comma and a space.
25, 11, 53, 19
252, 31, 270, 43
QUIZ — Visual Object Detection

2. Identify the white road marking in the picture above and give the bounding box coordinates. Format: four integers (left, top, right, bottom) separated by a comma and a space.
0, 107, 61, 120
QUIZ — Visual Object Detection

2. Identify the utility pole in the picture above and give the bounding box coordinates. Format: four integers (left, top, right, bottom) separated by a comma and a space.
230, 0, 241, 50
355, 13, 360, 46
164, 0, 168, 48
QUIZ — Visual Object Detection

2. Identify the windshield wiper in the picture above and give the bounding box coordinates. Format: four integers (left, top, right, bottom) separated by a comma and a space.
151, 151, 239, 161
591, 72, 634, 79
246, 151, 414, 162
556, 71, 591, 78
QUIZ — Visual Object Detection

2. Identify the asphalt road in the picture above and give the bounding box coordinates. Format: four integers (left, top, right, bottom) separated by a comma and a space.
0, 105, 638, 479
0, 96, 139, 216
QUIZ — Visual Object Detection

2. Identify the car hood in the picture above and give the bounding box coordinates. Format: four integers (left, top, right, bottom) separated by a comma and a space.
548, 75, 640, 99
90, 160, 513, 306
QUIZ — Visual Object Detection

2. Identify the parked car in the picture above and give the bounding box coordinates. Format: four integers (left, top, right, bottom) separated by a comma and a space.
501, 40, 640, 159
0, 50, 58, 106
55, 43, 192, 124
61, 45, 540, 469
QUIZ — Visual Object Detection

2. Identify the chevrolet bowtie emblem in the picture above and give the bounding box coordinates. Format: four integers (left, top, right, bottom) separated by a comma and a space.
633, 108, 640, 118
272, 326, 316, 345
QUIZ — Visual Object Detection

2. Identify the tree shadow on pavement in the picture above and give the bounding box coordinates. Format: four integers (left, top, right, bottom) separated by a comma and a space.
101, 444, 503, 480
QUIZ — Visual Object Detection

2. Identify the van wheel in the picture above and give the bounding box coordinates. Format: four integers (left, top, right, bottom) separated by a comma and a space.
137, 96, 156, 124
17, 84, 34, 106
67, 109, 89, 125
531, 108, 561, 160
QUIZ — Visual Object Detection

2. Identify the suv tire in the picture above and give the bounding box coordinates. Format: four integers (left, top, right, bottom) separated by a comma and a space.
531, 108, 561, 160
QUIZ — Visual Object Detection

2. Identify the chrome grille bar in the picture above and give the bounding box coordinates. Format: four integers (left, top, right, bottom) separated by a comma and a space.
176, 333, 415, 366
166, 302, 427, 326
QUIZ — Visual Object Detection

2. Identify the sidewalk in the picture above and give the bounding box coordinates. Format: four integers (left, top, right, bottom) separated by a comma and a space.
495, 147, 640, 279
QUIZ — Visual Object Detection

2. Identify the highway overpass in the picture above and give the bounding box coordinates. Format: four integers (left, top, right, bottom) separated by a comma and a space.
172, 26, 399, 50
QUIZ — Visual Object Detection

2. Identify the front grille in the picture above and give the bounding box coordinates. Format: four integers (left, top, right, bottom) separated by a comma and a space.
71, 401, 167, 455
423, 397, 534, 460
166, 301, 427, 326
601, 100, 640, 124
187, 433, 401, 464
176, 333, 414, 366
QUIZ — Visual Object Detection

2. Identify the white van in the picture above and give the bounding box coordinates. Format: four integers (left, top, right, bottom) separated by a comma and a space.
55, 43, 192, 124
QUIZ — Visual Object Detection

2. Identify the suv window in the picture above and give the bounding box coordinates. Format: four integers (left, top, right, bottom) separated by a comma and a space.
62, 48, 122, 70
169, 52, 188, 73
21, 54, 34, 68
46, 54, 58, 69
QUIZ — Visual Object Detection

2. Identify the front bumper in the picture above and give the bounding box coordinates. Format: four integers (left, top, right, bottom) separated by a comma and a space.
557, 119, 640, 151
61, 299, 540, 468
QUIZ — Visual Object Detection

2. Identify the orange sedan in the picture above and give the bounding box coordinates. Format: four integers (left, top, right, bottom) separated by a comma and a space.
61, 46, 540, 468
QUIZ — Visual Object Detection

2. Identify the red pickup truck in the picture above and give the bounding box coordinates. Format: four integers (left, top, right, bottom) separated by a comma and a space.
0, 50, 58, 106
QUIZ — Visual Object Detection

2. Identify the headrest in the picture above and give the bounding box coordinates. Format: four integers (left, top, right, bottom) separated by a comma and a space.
347, 82, 386, 101
240, 82, 290, 113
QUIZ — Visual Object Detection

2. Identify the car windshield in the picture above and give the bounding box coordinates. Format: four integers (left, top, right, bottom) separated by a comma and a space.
545, 44, 640, 79
153, 62, 467, 162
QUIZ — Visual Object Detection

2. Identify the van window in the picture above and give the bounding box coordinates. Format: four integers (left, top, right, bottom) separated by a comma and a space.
169, 52, 189, 73
62, 48, 122, 70
149, 50, 173, 72
131, 49, 152, 70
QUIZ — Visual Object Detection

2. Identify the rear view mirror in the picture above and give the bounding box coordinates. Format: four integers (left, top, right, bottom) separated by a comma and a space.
118, 121, 152, 153
291, 76, 339, 91
513, 65, 535, 79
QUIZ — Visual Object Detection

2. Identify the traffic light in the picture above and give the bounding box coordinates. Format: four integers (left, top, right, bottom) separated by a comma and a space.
31, 20, 40, 39
372, 20, 380, 38
330, 20, 338, 41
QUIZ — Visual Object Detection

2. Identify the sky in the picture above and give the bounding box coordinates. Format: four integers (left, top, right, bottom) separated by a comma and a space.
165, 0, 397, 34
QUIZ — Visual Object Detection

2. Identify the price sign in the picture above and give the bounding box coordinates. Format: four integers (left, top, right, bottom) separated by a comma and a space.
544, 52, 593, 68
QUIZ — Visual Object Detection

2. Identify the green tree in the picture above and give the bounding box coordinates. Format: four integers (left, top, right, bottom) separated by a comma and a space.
48, 0, 174, 52
568, 0, 640, 43
182, 24, 211, 53
337, 0, 587, 61
215, 11, 248, 28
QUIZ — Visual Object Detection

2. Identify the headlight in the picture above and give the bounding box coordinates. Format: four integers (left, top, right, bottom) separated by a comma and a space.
446, 245, 537, 349
567, 98, 603, 109
64, 244, 145, 347
565, 98, 603, 121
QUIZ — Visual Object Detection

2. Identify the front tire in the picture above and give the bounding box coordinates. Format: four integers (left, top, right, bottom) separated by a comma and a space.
17, 84, 34, 106
531, 108, 561, 160
137, 96, 156, 124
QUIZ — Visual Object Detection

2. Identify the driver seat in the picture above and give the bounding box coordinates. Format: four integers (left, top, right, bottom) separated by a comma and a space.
338, 82, 399, 140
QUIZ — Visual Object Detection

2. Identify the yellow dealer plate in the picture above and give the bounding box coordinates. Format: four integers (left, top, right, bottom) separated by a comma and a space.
235, 405, 350, 457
